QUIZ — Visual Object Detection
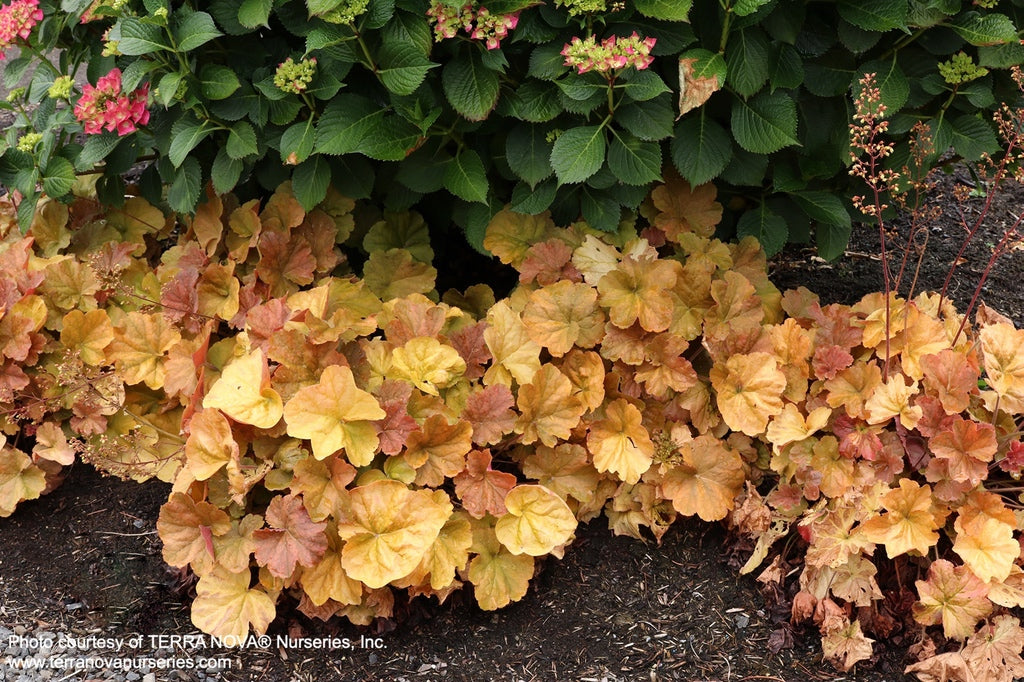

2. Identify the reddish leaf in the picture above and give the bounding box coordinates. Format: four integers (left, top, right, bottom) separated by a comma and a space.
463, 384, 516, 446
454, 449, 518, 518
253, 494, 328, 578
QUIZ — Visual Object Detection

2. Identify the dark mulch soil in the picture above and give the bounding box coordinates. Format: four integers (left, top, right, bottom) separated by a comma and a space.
2, 167, 1021, 682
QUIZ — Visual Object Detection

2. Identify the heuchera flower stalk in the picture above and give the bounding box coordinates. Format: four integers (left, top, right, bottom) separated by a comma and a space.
73, 68, 151, 136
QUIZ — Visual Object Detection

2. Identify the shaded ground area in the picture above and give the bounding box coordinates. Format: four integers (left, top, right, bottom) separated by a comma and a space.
0, 465, 910, 682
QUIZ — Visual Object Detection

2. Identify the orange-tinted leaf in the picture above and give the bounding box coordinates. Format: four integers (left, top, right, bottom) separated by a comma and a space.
253, 494, 328, 578
403, 414, 473, 487
463, 384, 516, 446
454, 449, 517, 518
914, 559, 992, 640
0, 444, 46, 517
710, 351, 786, 436
921, 350, 979, 415
930, 417, 997, 485
597, 256, 680, 332
157, 492, 231, 569
203, 348, 284, 429
518, 238, 581, 286
865, 375, 922, 429
980, 322, 1024, 413
514, 364, 586, 447
283, 364, 385, 464
587, 399, 654, 484
483, 301, 542, 387
858, 478, 944, 558
336, 479, 452, 588
32, 422, 75, 466
559, 349, 606, 411
651, 175, 722, 240
256, 230, 316, 296
661, 435, 745, 521
521, 443, 603, 505
374, 383, 420, 455
522, 280, 604, 357
766, 404, 831, 450
60, 309, 113, 366
191, 566, 276, 640
106, 311, 181, 389
953, 515, 1018, 583
185, 409, 240, 481
290, 454, 357, 522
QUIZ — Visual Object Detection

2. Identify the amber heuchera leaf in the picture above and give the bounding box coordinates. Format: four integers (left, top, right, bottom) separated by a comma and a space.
514, 364, 585, 447
463, 384, 515, 446
710, 352, 786, 436
289, 454, 356, 522
106, 311, 181, 389
930, 417, 998, 486
203, 348, 283, 429
482, 209, 554, 267
300, 526, 362, 607
953, 514, 1018, 584
821, 619, 874, 672
651, 175, 722, 240
914, 559, 992, 640
467, 520, 535, 610
335, 479, 452, 588
522, 280, 604, 356
252, 494, 328, 578
60, 309, 113, 366
858, 478, 945, 558
32, 422, 75, 466
390, 336, 466, 395
0, 444, 46, 518
454, 449, 517, 518
521, 443, 602, 505
597, 256, 680, 332
185, 409, 239, 481
483, 301, 541, 387
403, 414, 472, 487
190, 565, 276, 641
962, 615, 1024, 682
980, 322, 1024, 413
157, 492, 231, 569
283, 364, 385, 464
493, 484, 576, 556
661, 435, 745, 522
586, 399, 654, 484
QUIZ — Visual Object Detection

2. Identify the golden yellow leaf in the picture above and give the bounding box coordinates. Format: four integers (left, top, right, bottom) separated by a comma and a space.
197, 262, 241, 322
299, 525, 362, 607
661, 435, 745, 521
483, 209, 556, 267
335, 479, 452, 588
586, 399, 654, 484
390, 336, 466, 395
865, 375, 922, 429
980, 322, 1024, 414
466, 519, 535, 610
289, 454, 356, 522
766, 404, 832, 450
106, 311, 181, 389
283, 365, 385, 464
824, 361, 883, 421
514, 364, 586, 447
0, 444, 46, 518
363, 248, 437, 300
521, 443, 603, 505
415, 511, 473, 590
483, 301, 542, 387
203, 348, 283, 429
60, 309, 113, 366
709, 351, 786, 436
954, 515, 1018, 583
558, 349, 606, 411
191, 565, 276, 641
212, 514, 263, 573
494, 484, 576, 556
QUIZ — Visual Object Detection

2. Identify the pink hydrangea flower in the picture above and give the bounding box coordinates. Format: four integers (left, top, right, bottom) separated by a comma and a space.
426, 1, 518, 50
0, 0, 43, 56
561, 33, 657, 75
73, 69, 151, 136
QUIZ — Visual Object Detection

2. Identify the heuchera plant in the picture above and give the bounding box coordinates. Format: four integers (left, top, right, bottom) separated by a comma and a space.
0, 0, 1021, 257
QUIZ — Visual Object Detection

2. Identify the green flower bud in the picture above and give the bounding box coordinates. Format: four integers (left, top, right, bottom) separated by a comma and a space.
48, 75, 74, 100
16, 132, 42, 153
